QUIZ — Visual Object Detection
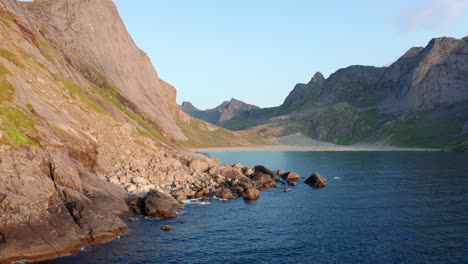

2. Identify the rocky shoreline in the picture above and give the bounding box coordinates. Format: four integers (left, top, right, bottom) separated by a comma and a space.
107, 150, 309, 221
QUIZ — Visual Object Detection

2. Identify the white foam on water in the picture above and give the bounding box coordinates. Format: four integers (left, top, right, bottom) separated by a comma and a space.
213, 196, 228, 201
333, 177, 341, 180
183, 198, 210, 205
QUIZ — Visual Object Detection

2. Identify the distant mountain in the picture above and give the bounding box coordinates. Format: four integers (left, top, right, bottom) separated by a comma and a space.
220, 36, 468, 150
180, 98, 259, 128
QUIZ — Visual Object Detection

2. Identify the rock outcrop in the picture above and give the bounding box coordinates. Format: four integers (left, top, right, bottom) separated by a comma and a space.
305, 173, 327, 188
143, 191, 183, 219
242, 188, 260, 200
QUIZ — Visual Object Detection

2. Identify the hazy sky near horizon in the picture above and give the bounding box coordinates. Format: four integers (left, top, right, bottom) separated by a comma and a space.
113, 0, 468, 109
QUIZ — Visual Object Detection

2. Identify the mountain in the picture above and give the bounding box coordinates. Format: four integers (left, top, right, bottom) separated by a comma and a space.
221, 37, 468, 150
180, 98, 259, 128
0, 1, 263, 262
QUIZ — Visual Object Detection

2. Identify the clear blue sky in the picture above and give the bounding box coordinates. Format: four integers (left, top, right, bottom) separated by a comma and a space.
113, 0, 468, 109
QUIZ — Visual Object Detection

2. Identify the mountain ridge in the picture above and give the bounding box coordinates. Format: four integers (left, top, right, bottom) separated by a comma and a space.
180, 98, 259, 127
208, 36, 468, 150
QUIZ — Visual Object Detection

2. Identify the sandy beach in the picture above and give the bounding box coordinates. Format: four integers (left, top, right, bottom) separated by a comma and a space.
191, 144, 440, 152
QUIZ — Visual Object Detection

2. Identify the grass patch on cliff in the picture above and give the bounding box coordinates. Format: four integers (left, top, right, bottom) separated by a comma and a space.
0, 48, 24, 68
0, 106, 38, 147
61, 78, 108, 115
0, 63, 10, 77
0, 80, 14, 103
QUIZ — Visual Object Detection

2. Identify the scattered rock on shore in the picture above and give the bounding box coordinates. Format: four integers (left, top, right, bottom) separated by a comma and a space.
161, 225, 171, 231
243, 188, 260, 200
281, 171, 300, 181
305, 173, 327, 188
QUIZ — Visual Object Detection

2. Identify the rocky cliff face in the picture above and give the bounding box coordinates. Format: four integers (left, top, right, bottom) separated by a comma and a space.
0, 0, 262, 262
220, 37, 468, 149
379, 37, 468, 112
24, 0, 186, 140
180, 98, 259, 127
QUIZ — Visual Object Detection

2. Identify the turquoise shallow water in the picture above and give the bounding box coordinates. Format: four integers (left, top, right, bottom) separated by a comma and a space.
43, 151, 468, 264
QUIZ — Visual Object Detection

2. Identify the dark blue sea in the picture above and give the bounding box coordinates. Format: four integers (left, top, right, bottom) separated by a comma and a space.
44, 151, 468, 264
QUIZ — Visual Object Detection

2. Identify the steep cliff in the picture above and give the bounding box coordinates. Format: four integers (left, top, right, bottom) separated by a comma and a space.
24, 0, 187, 140
0, 0, 261, 262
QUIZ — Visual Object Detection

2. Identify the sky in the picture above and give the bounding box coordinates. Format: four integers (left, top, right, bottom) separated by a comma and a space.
112, 0, 468, 109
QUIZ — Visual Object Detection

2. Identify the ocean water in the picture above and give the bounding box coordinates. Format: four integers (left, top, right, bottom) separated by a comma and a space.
43, 151, 468, 264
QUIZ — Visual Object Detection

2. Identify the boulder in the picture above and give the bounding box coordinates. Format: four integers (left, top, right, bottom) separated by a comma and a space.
305, 173, 327, 188
126, 195, 144, 215
214, 188, 236, 200
252, 172, 276, 191
254, 165, 275, 177
187, 158, 210, 172
229, 184, 244, 195
281, 171, 300, 181
132, 176, 148, 185
161, 225, 171, 231
243, 188, 259, 200
171, 188, 188, 202
251, 172, 272, 184
242, 167, 255, 177
256, 181, 277, 191
221, 168, 253, 189
195, 187, 210, 198
143, 190, 183, 218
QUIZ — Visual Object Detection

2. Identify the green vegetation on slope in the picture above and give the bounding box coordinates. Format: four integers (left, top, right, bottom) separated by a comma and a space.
390, 119, 463, 148
0, 48, 24, 68
0, 106, 38, 147
0, 80, 14, 103
60, 78, 108, 115
388, 109, 465, 148
178, 118, 265, 148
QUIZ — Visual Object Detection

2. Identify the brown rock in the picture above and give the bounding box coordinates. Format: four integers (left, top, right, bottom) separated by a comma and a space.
161, 225, 171, 231
288, 181, 297, 187
214, 188, 236, 200
187, 158, 210, 172
195, 187, 210, 198
171, 188, 188, 202
143, 190, 183, 219
281, 171, 300, 181
251, 172, 272, 183
243, 188, 259, 200
128, 217, 137, 222
221, 168, 253, 189
305, 173, 328, 188
254, 165, 275, 177
242, 167, 255, 177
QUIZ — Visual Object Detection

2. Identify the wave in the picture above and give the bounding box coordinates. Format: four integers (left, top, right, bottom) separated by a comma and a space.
183, 198, 211, 205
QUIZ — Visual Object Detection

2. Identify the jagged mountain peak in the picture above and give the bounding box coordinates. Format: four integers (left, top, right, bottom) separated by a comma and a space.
180, 101, 200, 112
180, 98, 259, 125
310, 71, 325, 84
